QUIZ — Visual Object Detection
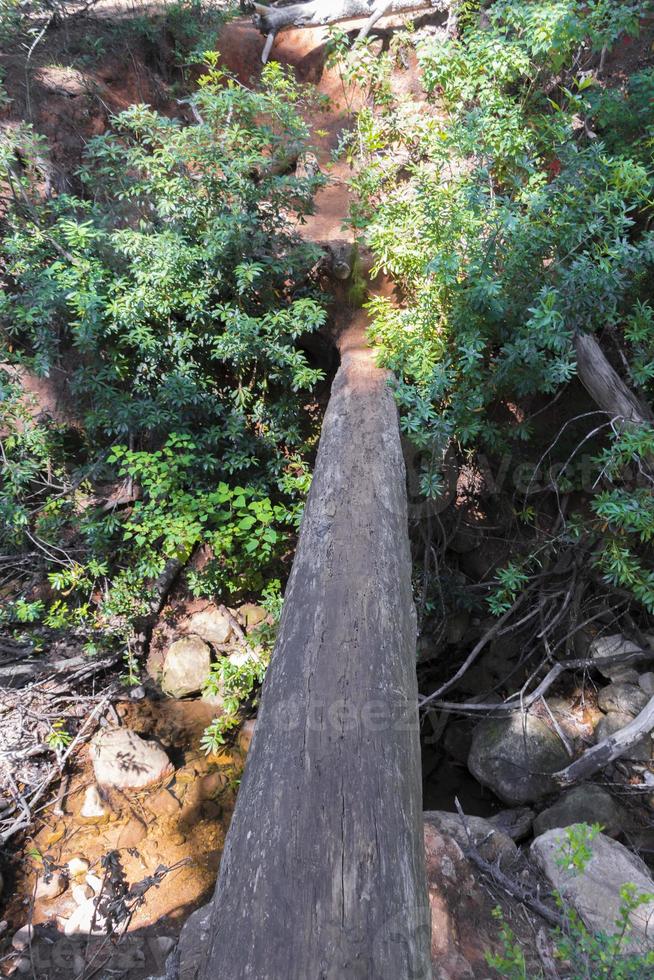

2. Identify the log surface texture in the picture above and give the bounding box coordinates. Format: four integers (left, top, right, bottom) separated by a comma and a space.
254, 0, 447, 34
200, 320, 431, 980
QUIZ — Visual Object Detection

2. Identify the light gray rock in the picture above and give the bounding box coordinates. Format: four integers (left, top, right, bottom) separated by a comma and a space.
531, 827, 654, 952
423, 810, 517, 866
162, 636, 211, 698
598, 682, 648, 716
468, 713, 569, 805
184, 607, 232, 647
589, 634, 646, 679
11, 925, 33, 951
533, 784, 624, 838
91, 728, 173, 790
639, 672, 654, 695
594, 711, 653, 762
487, 807, 534, 841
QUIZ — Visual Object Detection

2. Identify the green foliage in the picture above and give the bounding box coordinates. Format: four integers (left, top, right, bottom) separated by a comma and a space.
556, 821, 603, 874
200, 580, 282, 751
1, 58, 326, 643
343, 0, 654, 614
45, 718, 72, 752
485, 907, 529, 979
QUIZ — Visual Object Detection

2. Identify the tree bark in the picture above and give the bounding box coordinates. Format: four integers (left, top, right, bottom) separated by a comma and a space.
199, 318, 431, 980
573, 332, 654, 427
252, 0, 448, 35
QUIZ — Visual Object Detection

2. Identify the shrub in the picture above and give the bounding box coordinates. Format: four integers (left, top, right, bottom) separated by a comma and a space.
1, 58, 327, 648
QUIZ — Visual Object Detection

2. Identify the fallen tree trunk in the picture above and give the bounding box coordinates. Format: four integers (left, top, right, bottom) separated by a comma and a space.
574, 332, 654, 427
199, 318, 431, 979
252, 0, 448, 35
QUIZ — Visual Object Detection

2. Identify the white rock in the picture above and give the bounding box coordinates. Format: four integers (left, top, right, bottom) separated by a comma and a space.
72, 883, 94, 904
161, 636, 212, 698
67, 857, 90, 878
532, 828, 654, 952
80, 785, 107, 822
64, 899, 107, 937
35, 871, 67, 901
85, 873, 103, 895
11, 925, 33, 951
91, 728, 173, 790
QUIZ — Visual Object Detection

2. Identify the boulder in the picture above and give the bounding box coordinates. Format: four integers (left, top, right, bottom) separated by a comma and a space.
531, 827, 654, 952
91, 728, 174, 790
594, 711, 652, 762
423, 810, 517, 867
183, 607, 232, 647
597, 682, 648, 716
487, 807, 534, 841
589, 634, 647, 679
468, 713, 569, 805
162, 636, 211, 698
533, 784, 624, 838
238, 603, 266, 630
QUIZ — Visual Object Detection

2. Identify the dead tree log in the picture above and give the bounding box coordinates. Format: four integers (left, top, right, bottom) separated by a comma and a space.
252, 0, 448, 35
199, 319, 431, 979
574, 332, 654, 427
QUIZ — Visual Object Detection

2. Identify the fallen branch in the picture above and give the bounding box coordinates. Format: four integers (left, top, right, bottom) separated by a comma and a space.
454, 798, 565, 929
421, 644, 653, 714
252, 0, 449, 36
554, 692, 654, 786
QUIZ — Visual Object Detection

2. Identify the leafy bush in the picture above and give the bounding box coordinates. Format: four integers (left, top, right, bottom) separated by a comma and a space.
342, 0, 654, 612
1, 58, 327, 651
